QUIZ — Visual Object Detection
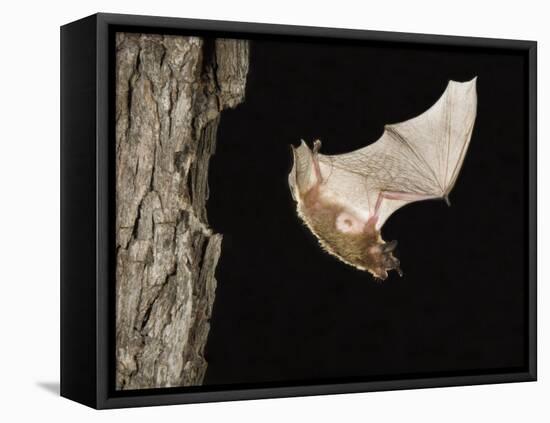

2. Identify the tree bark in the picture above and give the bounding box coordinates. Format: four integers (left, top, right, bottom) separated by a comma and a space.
115, 33, 249, 390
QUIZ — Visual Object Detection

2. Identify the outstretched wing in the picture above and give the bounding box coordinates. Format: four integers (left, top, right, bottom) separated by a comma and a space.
316, 78, 477, 229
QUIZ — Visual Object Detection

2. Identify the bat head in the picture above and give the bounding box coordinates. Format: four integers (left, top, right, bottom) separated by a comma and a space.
364, 239, 403, 280
330, 219, 402, 280
300, 200, 403, 280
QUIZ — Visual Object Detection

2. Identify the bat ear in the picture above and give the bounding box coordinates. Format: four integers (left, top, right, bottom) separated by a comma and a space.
382, 240, 398, 253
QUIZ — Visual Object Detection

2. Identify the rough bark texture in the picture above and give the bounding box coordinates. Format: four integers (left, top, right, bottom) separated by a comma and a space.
115, 33, 249, 390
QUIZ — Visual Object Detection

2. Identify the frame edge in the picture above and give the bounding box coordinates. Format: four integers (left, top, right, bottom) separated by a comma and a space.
87, 12, 537, 409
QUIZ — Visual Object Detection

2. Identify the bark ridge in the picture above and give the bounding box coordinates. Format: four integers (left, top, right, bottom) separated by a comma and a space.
115, 33, 249, 390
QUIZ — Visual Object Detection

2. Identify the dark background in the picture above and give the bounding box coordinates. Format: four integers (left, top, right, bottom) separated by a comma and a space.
203, 37, 528, 386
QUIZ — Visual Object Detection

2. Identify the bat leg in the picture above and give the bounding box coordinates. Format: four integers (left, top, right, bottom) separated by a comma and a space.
373, 192, 384, 217
364, 192, 386, 228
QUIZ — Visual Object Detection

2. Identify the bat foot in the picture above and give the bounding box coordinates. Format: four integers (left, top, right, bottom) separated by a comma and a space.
313, 139, 322, 153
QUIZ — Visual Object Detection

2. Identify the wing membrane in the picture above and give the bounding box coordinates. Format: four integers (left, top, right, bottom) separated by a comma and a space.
317, 78, 477, 228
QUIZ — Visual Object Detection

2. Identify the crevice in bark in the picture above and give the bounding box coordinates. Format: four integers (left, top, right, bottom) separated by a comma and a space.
115, 33, 249, 390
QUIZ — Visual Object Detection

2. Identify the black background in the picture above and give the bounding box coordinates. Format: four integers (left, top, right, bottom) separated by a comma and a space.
203, 37, 528, 386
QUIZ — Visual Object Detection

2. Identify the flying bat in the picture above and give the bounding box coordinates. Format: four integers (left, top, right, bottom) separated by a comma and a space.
288, 78, 478, 280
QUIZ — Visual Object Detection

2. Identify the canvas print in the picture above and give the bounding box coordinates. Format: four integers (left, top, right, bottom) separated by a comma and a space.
114, 31, 527, 391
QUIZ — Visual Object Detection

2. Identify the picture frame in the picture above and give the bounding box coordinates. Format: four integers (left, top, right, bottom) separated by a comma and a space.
61, 12, 537, 409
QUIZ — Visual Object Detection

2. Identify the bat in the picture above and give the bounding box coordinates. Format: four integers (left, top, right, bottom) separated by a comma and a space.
288, 78, 478, 280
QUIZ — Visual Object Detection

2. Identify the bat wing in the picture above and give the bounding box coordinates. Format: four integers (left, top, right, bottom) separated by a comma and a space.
316, 78, 478, 229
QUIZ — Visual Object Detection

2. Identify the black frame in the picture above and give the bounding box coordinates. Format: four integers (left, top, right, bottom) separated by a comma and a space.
61, 12, 537, 409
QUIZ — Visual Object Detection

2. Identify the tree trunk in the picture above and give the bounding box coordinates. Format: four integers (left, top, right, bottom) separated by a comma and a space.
115, 33, 249, 390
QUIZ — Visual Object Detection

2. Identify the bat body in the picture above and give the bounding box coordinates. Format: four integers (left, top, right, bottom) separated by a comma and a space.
288, 78, 478, 279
